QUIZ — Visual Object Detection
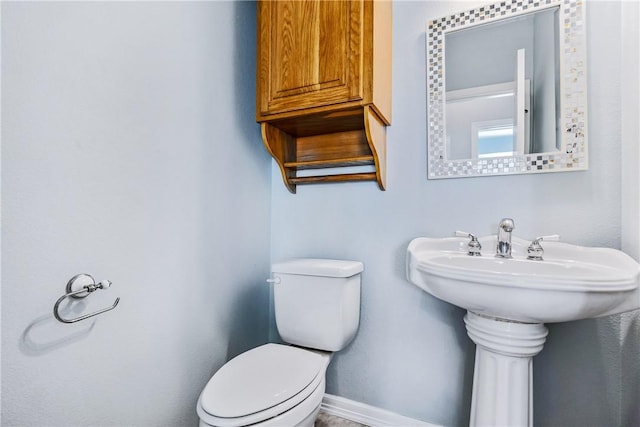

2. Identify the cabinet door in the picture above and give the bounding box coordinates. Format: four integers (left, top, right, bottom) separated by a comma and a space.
257, 0, 364, 118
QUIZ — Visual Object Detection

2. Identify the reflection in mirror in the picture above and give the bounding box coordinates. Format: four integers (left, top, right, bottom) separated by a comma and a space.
427, 0, 587, 178
446, 8, 557, 159
446, 79, 532, 159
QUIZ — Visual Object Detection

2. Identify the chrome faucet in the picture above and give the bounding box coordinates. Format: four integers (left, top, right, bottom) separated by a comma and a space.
496, 218, 515, 258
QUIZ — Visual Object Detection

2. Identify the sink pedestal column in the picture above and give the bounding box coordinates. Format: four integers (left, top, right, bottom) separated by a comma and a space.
464, 311, 548, 427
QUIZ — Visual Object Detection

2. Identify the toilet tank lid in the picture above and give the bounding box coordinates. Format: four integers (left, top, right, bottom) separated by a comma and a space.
272, 258, 363, 277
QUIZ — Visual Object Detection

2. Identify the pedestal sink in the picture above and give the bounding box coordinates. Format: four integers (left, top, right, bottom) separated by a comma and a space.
406, 235, 640, 426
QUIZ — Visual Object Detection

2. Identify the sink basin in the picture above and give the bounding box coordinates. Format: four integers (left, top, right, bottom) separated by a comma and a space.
407, 235, 640, 323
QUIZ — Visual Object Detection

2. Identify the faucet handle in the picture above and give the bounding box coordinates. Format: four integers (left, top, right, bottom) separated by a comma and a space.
527, 235, 560, 261
455, 231, 482, 256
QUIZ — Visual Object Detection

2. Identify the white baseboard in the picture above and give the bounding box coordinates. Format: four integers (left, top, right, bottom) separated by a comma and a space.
320, 394, 441, 427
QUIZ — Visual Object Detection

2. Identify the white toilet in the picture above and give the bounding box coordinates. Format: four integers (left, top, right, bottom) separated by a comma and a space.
196, 258, 363, 427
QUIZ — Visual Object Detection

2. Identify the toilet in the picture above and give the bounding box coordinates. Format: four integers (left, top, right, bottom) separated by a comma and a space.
196, 258, 363, 427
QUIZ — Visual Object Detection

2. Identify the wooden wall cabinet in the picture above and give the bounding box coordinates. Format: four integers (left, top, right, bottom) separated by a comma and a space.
256, 0, 392, 193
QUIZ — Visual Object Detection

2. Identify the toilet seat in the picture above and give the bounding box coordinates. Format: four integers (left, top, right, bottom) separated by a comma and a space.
197, 344, 328, 427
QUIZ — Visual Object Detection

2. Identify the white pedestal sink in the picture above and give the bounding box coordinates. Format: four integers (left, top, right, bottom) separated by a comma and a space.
407, 235, 640, 426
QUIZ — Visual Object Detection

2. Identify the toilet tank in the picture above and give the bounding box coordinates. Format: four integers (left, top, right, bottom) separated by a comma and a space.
271, 259, 363, 352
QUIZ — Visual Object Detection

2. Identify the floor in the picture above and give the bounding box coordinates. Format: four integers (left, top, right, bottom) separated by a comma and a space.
315, 411, 368, 427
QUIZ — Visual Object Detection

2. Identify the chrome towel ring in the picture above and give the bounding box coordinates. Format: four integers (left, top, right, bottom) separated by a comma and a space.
53, 273, 120, 324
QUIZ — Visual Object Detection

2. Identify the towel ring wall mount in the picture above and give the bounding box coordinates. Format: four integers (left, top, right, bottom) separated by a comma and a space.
53, 273, 120, 324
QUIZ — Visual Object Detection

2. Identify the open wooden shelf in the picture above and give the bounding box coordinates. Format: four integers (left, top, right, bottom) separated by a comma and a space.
261, 106, 387, 193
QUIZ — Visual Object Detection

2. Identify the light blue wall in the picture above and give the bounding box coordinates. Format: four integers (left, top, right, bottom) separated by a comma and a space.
620, 2, 640, 425
1, 2, 271, 425
270, 1, 635, 426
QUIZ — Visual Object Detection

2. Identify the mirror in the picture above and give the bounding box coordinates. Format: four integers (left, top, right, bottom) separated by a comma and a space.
426, 0, 587, 179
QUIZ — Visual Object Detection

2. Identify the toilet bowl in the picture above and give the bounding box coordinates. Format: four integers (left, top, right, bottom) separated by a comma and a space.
197, 344, 331, 427
196, 259, 363, 427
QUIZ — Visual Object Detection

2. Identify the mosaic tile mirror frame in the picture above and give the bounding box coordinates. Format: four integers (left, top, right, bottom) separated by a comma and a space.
426, 0, 588, 179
